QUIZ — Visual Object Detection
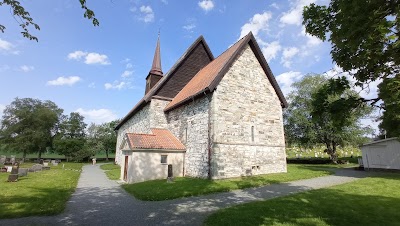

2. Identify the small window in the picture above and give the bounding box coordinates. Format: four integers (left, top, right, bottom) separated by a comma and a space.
161, 155, 168, 164
251, 126, 255, 142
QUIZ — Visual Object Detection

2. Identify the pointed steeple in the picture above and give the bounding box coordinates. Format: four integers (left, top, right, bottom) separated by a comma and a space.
149, 33, 163, 76
145, 34, 163, 95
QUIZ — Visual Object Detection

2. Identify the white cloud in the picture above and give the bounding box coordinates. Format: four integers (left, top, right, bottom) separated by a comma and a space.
198, 0, 214, 12
276, 71, 303, 96
75, 108, 118, 124
281, 47, 300, 68
47, 76, 81, 86
20, 65, 35, 72
240, 12, 272, 38
161, 0, 168, 4
280, 0, 316, 26
68, 51, 110, 65
139, 5, 154, 23
0, 39, 19, 55
104, 81, 131, 90
300, 26, 322, 47
68, 50, 87, 60
270, 3, 279, 9
262, 41, 282, 61
126, 63, 133, 69
121, 70, 133, 78
85, 53, 110, 65
183, 23, 196, 31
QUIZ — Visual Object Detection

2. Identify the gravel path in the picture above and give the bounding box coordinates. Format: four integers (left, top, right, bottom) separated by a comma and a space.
0, 165, 369, 226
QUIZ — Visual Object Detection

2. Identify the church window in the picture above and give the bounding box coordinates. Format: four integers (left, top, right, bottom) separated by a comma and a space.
161, 155, 168, 164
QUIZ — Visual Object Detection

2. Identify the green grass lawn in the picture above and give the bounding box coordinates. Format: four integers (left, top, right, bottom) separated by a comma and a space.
100, 163, 120, 180
204, 173, 400, 226
122, 164, 332, 201
0, 162, 83, 219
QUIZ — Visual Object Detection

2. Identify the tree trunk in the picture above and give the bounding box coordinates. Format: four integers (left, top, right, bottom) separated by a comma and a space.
22, 150, 27, 162
105, 149, 109, 162
325, 141, 338, 164
38, 147, 42, 160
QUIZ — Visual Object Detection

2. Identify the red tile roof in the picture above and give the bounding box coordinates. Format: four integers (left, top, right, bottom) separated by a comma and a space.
164, 32, 288, 112
125, 128, 185, 150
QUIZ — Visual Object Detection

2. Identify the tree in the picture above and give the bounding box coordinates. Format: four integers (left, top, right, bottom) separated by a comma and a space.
284, 74, 372, 162
0, 98, 63, 161
310, 77, 373, 162
86, 120, 119, 161
53, 112, 88, 161
0, 0, 99, 41
303, 0, 400, 136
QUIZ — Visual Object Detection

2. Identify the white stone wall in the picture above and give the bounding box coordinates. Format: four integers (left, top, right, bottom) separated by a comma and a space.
115, 104, 151, 165
150, 99, 169, 129
166, 97, 210, 178
210, 44, 287, 179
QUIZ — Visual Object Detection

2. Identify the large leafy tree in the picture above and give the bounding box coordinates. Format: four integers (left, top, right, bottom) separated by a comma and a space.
303, 0, 400, 136
53, 112, 88, 161
86, 120, 119, 161
0, 0, 99, 41
284, 74, 372, 162
0, 98, 63, 160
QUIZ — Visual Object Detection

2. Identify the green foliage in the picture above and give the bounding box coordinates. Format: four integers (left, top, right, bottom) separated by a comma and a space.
53, 112, 88, 161
0, 0, 99, 41
303, 0, 400, 136
122, 165, 332, 201
0, 163, 83, 219
284, 75, 372, 161
86, 120, 119, 160
379, 74, 400, 137
0, 98, 63, 159
205, 173, 400, 226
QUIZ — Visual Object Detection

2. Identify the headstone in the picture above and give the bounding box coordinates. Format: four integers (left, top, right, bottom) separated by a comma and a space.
167, 164, 174, 183
10, 155, 15, 164
51, 160, 56, 164
39, 159, 44, 165
18, 168, 28, 177
6, 166, 12, 172
29, 164, 43, 172
0, 155, 6, 164
52, 162, 58, 166
42, 166, 50, 170
8, 162, 19, 182
43, 162, 49, 167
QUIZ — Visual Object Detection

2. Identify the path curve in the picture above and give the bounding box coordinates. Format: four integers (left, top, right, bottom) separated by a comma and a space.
0, 165, 369, 226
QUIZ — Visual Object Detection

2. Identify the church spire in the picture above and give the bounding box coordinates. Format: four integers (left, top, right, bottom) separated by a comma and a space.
149, 33, 163, 76
145, 34, 163, 95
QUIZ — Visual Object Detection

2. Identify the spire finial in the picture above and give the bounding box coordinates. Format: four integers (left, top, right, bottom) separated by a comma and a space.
150, 33, 162, 76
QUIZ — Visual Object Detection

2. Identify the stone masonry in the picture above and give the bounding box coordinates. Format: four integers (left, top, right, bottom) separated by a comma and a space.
210, 44, 287, 178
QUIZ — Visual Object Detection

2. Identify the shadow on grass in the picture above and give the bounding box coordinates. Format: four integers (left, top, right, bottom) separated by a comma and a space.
205, 181, 400, 226
0, 186, 75, 219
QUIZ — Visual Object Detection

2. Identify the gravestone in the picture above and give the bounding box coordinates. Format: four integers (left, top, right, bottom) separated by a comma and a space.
8, 162, 19, 182
52, 162, 58, 166
29, 164, 43, 172
10, 155, 16, 164
167, 164, 174, 183
18, 168, 28, 177
0, 155, 6, 164
6, 166, 12, 172
39, 159, 44, 165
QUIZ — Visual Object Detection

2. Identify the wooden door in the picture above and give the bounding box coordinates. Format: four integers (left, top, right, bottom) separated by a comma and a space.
123, 156, 128, 181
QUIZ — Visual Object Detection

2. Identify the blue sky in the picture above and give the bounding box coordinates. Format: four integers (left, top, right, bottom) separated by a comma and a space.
0, 0, 379, 134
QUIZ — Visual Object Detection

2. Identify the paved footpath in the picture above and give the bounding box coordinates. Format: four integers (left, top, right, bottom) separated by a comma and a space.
0, 165, 370, 226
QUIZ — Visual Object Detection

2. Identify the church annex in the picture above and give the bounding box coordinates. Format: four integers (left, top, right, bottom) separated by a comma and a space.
115, 32, 288, 183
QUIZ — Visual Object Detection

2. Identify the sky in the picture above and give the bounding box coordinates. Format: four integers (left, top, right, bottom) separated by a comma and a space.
0, 0, 380, 135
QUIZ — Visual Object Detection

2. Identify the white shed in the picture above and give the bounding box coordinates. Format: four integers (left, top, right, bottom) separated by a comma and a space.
360, 138, 400, 170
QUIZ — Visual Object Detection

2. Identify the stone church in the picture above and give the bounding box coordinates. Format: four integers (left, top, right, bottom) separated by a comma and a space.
115, 32, 288, 183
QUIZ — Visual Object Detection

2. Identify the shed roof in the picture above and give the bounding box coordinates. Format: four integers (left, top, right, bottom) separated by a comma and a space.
360, 137, 399, 147
125, 128, 185, 150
